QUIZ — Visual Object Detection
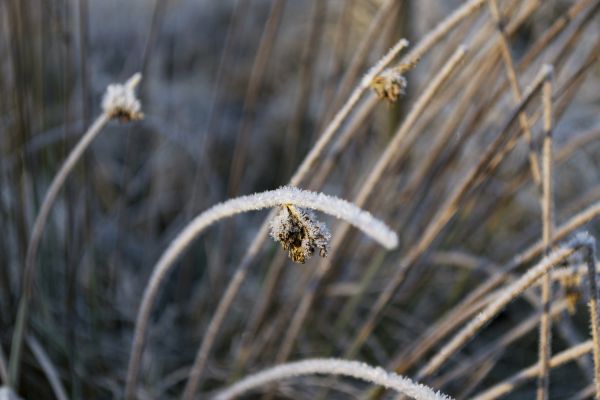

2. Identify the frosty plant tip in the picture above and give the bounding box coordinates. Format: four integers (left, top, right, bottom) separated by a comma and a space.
101, 72, 143, 121
370, 57, 419, 103
270, 205, 331, 264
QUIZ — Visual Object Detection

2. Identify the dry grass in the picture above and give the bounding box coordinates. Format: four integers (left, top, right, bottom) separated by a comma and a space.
1, 0, 600, 399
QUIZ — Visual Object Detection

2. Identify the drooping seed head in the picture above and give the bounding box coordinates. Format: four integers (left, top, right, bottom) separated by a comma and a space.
269, 205, 331, 264
561, 270, 582, 315
370, 69, 407, 103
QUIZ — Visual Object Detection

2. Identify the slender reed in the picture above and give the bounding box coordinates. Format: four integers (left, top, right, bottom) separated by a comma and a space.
26, 336, 68, 400
585, 239, 600, 399
417, 232, 599, 380
471, 340, 594, 400
488, 0, 542, 188
227, 0, 285, 196
537, 67, 554, 400
214, 359, 452, 400
433, 300, 569, 390
7, 73, 142, 388
0, 343, 7, 384
125, 187, 398, 399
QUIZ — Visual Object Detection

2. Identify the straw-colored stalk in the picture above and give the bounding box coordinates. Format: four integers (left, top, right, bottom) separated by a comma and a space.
488, 0, 542, 188
471, 340, 594, 400
537, 67, 555, 400
418, 233, 600, 381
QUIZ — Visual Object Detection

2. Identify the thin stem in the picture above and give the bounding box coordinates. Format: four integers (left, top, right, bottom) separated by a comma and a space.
471, 340, 594, 400
584, 240, 600, 399
488, 0, 542, 188
8, 112, 110, 388
537, 66, 554, 400
7, 73, 141, 389
26, 335, 69, 400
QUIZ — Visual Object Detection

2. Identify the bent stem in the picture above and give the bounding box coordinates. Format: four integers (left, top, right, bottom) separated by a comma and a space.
8, 113, 109, 388
7, 73, 141, 389
214, 358, 452, 400
124, 187, 398, 400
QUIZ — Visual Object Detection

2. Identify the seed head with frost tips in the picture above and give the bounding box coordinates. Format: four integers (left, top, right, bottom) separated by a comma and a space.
270, 205, 331, 264
101, 73, 144, 121
370, 58, 418, 103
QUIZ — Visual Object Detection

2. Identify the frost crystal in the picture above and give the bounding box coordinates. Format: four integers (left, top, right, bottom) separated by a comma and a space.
269, 205, 331, 264
101, 73, 143, 121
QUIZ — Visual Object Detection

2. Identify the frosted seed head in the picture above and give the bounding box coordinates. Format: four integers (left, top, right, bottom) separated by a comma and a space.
269, 205, 331, 264
562, 270, 582, 315
101, 73, 143, 121
370, 69, 407, 103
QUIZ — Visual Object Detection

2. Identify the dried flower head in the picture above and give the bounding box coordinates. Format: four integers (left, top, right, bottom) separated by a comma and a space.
269, 205, 331, 264
561, 270, 582, 315
370, 57, 418, 103
102, 73, 143, 121
370, 69, 406, 103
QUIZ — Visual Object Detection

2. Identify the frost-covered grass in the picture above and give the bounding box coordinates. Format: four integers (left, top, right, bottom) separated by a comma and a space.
1, 1, 600, 399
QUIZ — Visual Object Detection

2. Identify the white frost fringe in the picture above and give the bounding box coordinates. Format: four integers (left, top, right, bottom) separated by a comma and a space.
213, 186, 398, 249
214, 358, 452, 400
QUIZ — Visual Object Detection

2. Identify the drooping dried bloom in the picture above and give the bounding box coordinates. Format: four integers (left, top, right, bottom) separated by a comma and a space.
101, 73, 143, 121
269, 205, 331, 264
370, 58, 419, 103
561, 268, 582, 315
371, 69, 407, 103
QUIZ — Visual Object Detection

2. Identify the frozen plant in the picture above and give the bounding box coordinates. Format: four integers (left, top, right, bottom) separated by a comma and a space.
101, 73, 143, 121
269, 205, 331, 263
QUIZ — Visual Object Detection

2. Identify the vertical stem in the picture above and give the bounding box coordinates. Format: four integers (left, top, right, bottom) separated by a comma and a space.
537, 67, 554, 400
488, 0, 542, 190
584, 240, 600, 399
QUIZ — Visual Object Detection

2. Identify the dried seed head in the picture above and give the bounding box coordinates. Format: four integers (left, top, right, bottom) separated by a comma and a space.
102, 73, 143, 121
561, 271, 582, 315
370, 57, 418, 103
370, 69, 407, 103
269, 205, 331, 264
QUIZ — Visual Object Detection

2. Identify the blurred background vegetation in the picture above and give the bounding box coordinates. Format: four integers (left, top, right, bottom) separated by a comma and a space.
1, 0, 600, 398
